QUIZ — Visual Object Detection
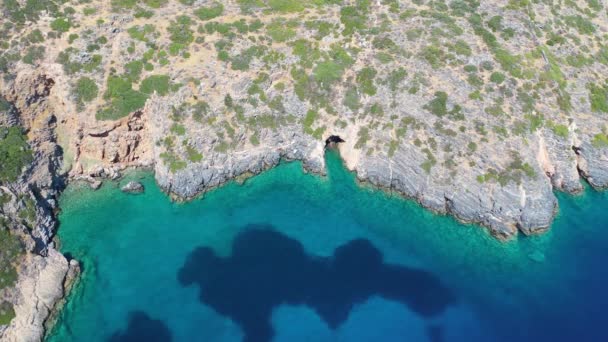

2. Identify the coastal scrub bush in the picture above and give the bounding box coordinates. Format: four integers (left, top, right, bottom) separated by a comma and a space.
564, 15, 595, 35
0, 301, 16, 325
313, 61, 343, 88
303, 109, 318, 135
21, 46, 45, 65
231, 46, 266, 71
74, 77, 99, 104
269, 0, 304, 12
386, 68, 407, 92
124, 61, 143, 82
127, 25, 156, 43
160, 151, 187, 172
343, 87, 360, 111
588, 83, 608, 113
355, 127, 370, 149
97, 76, 147, 120
424, 92, 448, 116
490, 72, 505, 84
592, 133, 608, 147
551, 124, 569, 138
356, 67, 377, 96
0, 225, 23, 293
195, 2, 224, 21
340, 1, 370, 35
168, 16, 194, 45
143, 0, 168, 8
267, 20, 296, 42
140, 75, 171, 95
18, 197, 36, 226
186, 145, 203, 162
56, 48, 102, 75
26, 29, 45, 44
0, 127, 33, 183
170, 123, 186, 135
50, 18, 71, 33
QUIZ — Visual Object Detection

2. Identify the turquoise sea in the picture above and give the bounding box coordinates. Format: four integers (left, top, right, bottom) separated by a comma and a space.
47, 151, 608, 342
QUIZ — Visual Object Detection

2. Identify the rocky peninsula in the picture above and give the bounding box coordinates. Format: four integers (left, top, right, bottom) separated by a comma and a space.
1, 0, 608, 340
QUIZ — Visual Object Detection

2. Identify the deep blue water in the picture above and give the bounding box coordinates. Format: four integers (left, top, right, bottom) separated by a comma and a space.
47, 151, 608, 341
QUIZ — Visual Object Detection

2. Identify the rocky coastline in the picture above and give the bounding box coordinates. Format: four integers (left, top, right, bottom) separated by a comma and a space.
1, 66, 607, 342
2, 0, 608, 340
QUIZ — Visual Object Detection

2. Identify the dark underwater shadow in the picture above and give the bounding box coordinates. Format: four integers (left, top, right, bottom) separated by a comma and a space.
108, 311, 172, 342
178, 224, 455, 342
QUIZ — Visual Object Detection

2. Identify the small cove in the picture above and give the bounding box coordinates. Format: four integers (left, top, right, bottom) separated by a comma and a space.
47, 151, 608, 341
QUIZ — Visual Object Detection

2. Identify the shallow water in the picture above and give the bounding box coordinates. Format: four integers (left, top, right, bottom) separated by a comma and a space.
47, 151, 608, 342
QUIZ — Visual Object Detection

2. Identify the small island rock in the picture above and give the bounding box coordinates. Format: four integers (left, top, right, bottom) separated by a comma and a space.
121, 181, 144, 194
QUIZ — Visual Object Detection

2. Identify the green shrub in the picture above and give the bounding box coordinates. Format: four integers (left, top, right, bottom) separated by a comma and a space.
421, 45, 446, 69
68, 33, 79, 44
340, 2, 370, 35
160, 151, 187, 172
343, 87, 360, 112
0, 301, 16, 325
564, 15, 596, 35
22, 46, 45, 65
269, 0, 304, 12
313, 61, 343, 88
303, 109, 318, 135
551, 124, 569, 138
50, 17, 71, 33
452, 39, 471, 56
490, 72, 505, 84
0, 127, 33, 183
168, 15, 194, 45
124, 60, 143, 82
74, 77, 99, 104
355, 127, 370, 148
127, 24, 156, 42
170, 123, 186, 135
592, 133, 608, 147
143, 0, 168, 8
267, 20, 296, 42
195, 2, 224, 20
97, 76, 148, 120
387, 68, 407, 92
26, 29, 45, 43
230, 46, 266, 71
140, 75, 171, 95
424, 92, 448, 116
356, 67, 377, 96
186, 145, 203, 162
588, 83, 608, 113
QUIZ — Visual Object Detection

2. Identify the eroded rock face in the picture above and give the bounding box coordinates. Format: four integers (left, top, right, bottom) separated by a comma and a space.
0, 72, 77, 340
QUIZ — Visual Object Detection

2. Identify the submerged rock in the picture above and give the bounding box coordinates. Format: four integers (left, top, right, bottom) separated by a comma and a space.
90, 180, 102, 190
528, 250, 546, 263
121, 181, 144, 194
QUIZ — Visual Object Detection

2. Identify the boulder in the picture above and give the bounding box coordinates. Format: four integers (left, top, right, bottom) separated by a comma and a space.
121, 181, 144, 194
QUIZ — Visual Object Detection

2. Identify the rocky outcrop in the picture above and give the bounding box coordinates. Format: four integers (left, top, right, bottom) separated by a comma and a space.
1, 249, 79, 342
71, 110, 152, 178
575, 142, 608, 189
121, 181, 144, 194
147, 97, 325, 200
